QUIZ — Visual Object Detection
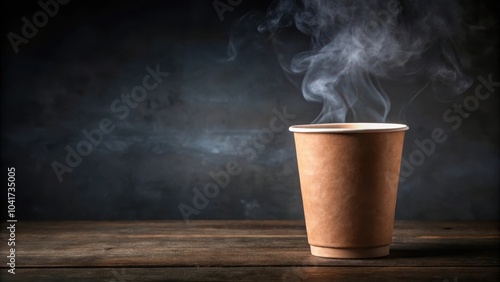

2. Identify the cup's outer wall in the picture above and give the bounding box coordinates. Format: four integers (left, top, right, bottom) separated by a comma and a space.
293, 131, 406, 248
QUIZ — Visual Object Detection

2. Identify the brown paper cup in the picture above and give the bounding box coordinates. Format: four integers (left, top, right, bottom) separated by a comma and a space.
289, 123, 409, 259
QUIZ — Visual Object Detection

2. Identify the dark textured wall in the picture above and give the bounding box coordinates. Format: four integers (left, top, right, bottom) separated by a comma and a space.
1, 0, 498, 220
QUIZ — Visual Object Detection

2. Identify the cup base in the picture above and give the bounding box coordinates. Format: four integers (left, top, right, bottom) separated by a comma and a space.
310, 245, 389, 259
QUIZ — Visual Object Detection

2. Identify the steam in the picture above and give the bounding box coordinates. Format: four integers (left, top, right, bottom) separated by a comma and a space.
255, 0, 472, 122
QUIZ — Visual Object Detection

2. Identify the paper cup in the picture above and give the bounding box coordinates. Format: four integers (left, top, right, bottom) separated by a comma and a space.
289, 123, 409, 258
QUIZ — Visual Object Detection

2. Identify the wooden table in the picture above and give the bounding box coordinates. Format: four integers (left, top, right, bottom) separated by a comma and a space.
1, 221, 499, 281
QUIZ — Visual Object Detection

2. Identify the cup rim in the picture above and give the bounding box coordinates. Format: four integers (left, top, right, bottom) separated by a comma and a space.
289, 123, 409, 133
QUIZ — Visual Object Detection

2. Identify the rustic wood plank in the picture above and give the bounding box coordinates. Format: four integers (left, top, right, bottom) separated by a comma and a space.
7, 220, 500, 242
8, 220, 500, 237
1, 267, 498, 282
0, 221, 498, 269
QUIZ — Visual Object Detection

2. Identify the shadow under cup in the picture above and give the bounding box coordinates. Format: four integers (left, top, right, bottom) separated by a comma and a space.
289, 123, 409, 259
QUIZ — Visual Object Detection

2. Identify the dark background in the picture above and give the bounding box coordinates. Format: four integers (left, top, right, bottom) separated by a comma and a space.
1, 0, 498, 220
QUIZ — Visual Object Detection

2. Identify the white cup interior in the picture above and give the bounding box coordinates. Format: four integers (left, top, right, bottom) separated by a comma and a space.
289, 123, 409, 133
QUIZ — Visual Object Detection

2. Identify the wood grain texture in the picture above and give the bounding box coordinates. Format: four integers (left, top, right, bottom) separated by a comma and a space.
0, 221, 498, 281
1, 267, 499, 282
